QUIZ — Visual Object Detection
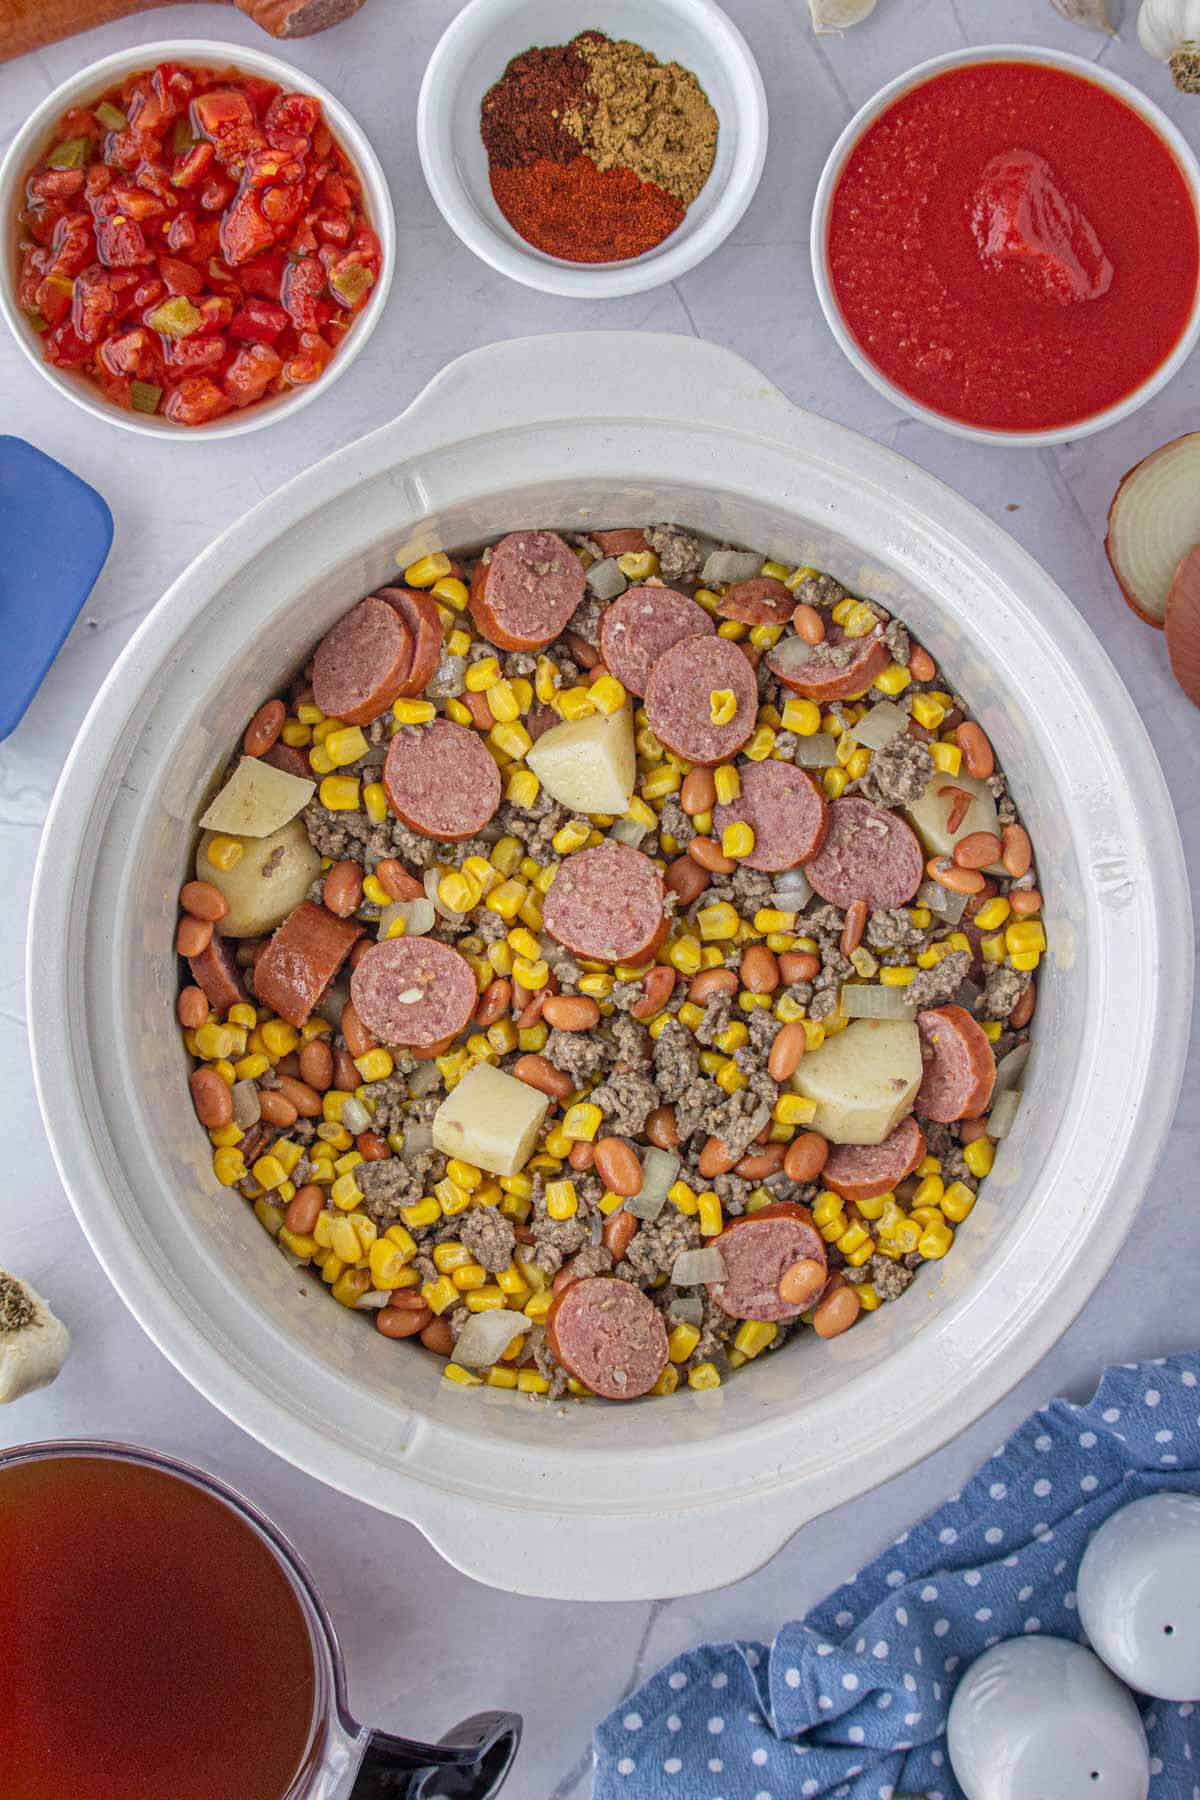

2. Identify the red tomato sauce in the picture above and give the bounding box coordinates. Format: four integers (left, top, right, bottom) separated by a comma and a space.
826, 62, 1200, 433
14, 61, 382, 426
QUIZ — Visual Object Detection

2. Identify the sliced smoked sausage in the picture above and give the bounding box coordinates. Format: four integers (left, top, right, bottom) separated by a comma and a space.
542, 842, 667, 965
254, 902, 364, 1027
311, 596, 413, 725
916, 1004, 996, 1122
712, 760, 828, 873
823, 1117, 926, 1202
717, 576, 794, 625
469, 530, 585, 651
598, 587, 714, 697
383, 718, 501, 841
375, 587, 444, 696
350, 937, 478, 1050
767, 625, 891, 703
260, 741, 314, 781
803, 796, 925, 909
546, 1275, 669, 1400
187, 935, 247, 1016
644, 635, 758, 765
707, 1202, 827, 1322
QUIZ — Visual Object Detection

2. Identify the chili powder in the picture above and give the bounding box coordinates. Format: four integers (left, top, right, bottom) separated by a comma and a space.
490, 155, 684, 263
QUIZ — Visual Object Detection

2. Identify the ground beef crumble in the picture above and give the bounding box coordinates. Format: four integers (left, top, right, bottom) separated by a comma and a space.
457, 1208, 516, 1273
905, 949, 971, 1009
620, 1208, 700, 1281
980, 965, 1030, 1020
646, 524, 703, 583
859, 733, 932, 807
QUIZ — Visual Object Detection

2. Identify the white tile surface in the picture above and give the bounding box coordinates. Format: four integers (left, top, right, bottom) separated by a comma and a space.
1, 3, 1198, 1795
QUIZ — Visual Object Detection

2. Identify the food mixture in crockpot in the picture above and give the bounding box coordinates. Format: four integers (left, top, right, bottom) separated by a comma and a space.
176, 525, 1043, 1403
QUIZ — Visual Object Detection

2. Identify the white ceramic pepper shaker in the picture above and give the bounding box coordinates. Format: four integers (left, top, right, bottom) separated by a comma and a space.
1077, 1492, 1200, 1701
946, 1636, 1151, 1800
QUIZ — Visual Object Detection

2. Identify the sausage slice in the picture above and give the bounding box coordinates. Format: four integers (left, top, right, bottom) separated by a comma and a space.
707, 1202, 827, 1322
254, 901, 364, 1027
916, 1004, 996, 1122
375, 587, 444, 696
311, 596, 414, 725
260, 741, 314, 781
822, 1117, 926, 1202
546, 1276, 669, 1400
598, 586, 714, 697
712, 760, 828, 872
351, 938, 478, 1050
644, 635, 758, 765
187, 935, 247, 1016
542, 842, 667, 965
767, 626, 891, 702
803, 796, 925, 909
383, 718, 501, 841
717, 576, 794, 625
469, 530, 585, 651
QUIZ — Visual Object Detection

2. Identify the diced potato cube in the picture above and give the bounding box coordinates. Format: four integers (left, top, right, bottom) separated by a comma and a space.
791, 1019, 922, 1145
432, 1063, 550, 1176
526, 705, 636, 816
197, 819, 321, 938
199, 755, 315, 838
904, 770, 1003, 872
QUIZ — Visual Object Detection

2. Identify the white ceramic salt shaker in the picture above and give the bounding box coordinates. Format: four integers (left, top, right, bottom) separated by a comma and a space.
1077, 1492, 1200, 1701
946, 1636, 1151, 1800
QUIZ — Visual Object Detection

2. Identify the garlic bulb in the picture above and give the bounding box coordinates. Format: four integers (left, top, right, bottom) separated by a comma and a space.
1050, 0, 1116, 31
808, 0, 877, 31
0, 1270, 70, 1403
1139, 0, 1200, 88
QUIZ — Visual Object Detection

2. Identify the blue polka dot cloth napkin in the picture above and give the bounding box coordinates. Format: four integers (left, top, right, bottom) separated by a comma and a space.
594, 1353, 1200, 1799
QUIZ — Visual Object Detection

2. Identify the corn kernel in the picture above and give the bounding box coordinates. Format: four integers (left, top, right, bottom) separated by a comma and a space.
715, 1021, 749, 1054
688, 1362, 722, 1390
546, 1179, 579, 1220
354, 1048, 394, 1085
556, 685, 596, 723
720, 821, 755, 860
432, 574, 469, 611
588, 674, 626, 715
482, 679, 518, 723
503, 767, 541, 811
668, 1179, 698, 1215
213, 1146, 246, 1186
774, 1092, 817, 1127
963, 1136, 995, 1179
822, 767, 848, 800
561, 1102, 603, 1142
774, 994, 805, 1024
278, 1227, 317, 1261
616, 549, 658, 580
940, 1181, 976, 1224
330, 1173, 363, 1212
734, 1320, 777, 1359
400, 1196, 441, 1231
715, 1058, 746, 1095
392, 698, 438, 727
465, 1286, 507, 1312
402, 552, 451, 586
642, 764, 682, 800
318, 774, 360, 813
930, 741, 962, 775
919, 1221, 954, 1260
651, 1365, 680, 1396
874, 662, 911, 696
707, 688, 737, 727
442, 1362, 483, 1387
697, 1190, 723, 1237
667, 934, 703, 975
709, 765, 740, 808
668, 1322, 701, 1363
910, 693, 946, 730
812, 1190, 843, 1229
323, 725, 369, 768
1006, 920, 1047, 957
696, 901, 739, 942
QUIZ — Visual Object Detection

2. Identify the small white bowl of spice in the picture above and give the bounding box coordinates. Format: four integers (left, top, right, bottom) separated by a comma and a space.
417, 0, 767, 297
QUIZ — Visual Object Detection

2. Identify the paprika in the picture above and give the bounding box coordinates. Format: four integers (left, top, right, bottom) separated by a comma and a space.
490, 155, 684, 264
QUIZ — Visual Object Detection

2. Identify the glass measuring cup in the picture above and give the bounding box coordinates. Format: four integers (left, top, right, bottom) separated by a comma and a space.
0, 1440, 520, 1798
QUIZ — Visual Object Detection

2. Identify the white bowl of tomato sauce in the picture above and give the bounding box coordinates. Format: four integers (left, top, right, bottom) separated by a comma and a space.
811, 45, 1200, 446
0, 41, 395, 439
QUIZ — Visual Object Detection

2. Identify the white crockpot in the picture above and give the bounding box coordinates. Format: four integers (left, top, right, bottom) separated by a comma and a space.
28, 334, 1192, 1602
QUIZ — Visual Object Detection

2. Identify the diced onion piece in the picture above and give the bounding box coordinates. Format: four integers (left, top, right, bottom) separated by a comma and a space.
671, 1247, 727, 1286
987, 1087, 1022, 1140
668, 1294, 704, 1326
356, 1289, 391, 1310
231, 1078, 261, 1130
767, 636, 815, 681
772, 868, 813, 910
701, 549, 763, 586
849, 700, 908, 750
586, 556, 628, 601
789, 732, 838, 769
317, 978, 351, 1029
378, 896, 435, 940
916, 878, 968, 924
626, 1148, 679, 1220
609, 816, 649, 849
408, 1063, 441, 1098
1105, 432, 1200, 627
403, 1120, 435, 1153
840, 982, 917, 1019
992, 1044, 1030, 1099
453, 1308, 531, 1369
425, 866, 464, 922
341, 1096, 371, 1135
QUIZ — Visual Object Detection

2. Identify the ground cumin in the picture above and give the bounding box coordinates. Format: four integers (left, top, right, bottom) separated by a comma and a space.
564, 35, 718, 208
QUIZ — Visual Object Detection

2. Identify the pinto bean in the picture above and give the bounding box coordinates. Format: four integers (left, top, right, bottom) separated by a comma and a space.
958, 1118, 989, 1144
1010, 980, 1036, 1029
645, 1105, 681, 1150
357, 1131, 390, 1160
275, 1075, 322, 1118
349, 938, 372, 970
189, 1067, 232, 1129
180, 880, 228, 923
594, 1136, 643, 1197
956, 721, 995, 779
512, 1054, 573, 1101
734, 1144, 785, 1179
792, 603, 826, 644
953, 831, 1003, 871
284, 1186, 323, 1237
341, 1001, 376, 1060
299, 1038, 334, 1092
812, 1275, 861, 1339
377, 1306, 433, 1339
688, 967, 739, 1003
177, 985, 209, 1029
420, 1317, 455, 1355
908, 645, 936, 682
687, 836, 737, 874
740, 944, 779, 993
768, 1021, 807, 1082
778, 1257, 827, 1308
680, 767, 717, 815
783, 1131, 829, 1183
568, 1139, 595, 1171
698, 1135, 735, 1178
333, 1048, 361, 1092
631, 965, 676, 1020
542, 994, 601, 1032
475, 978, 513, 1028
243, 699, 286, 757
926, 856, 985, 895
1001, 824, 1033, 879
778, 951, 820, 984
176, 916, 213, 957
840, 899, 867, 957
1009, 889, 1043, 918
258, 1089, 299, 1129
323, 860, 364, 918
666, 855, 710, 905
375, 858, 425, 902
602, 1209, 637, 1262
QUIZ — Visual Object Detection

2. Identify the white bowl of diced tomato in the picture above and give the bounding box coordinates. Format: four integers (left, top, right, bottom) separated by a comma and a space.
0, 41, 395, 437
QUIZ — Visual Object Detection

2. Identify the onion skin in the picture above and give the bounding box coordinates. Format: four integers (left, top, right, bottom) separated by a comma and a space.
1105, 431, 1200, 628
1165, 543, 1200, 707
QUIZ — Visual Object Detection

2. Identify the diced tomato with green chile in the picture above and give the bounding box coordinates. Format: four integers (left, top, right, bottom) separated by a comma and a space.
13, 59, 382, 425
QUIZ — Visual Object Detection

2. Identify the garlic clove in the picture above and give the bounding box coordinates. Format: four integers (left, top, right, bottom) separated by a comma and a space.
0, 1270, 70, 1403
807, 0, 878, 32
1138, 0, 1200, 87
1051, 0, 1117, 33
